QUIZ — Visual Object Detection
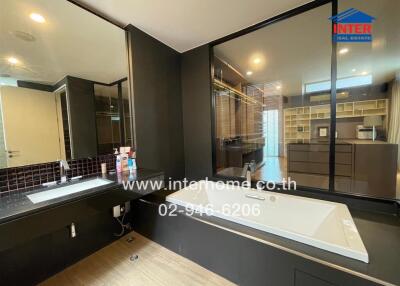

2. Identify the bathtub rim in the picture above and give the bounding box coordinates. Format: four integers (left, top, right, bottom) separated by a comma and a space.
166, 181, 369, 263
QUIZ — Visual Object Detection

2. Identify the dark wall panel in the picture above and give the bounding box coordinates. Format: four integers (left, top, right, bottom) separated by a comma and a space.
127, 25, 185, 180
66, 76, 98, 158
181, 45, 213, 180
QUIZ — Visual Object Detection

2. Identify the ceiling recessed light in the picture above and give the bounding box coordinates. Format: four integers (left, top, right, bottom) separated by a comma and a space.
7, 57, 19, 65
361, 71, 368, 75
30, 13, 46, 23
339, 48, 349, 55
351, 68, 356, 72
246, 71, 253, 76
253, 58, 261, 64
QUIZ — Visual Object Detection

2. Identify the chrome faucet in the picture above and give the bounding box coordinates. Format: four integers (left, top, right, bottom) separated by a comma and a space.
241, 163, 252, 187
59, 160, 70, 183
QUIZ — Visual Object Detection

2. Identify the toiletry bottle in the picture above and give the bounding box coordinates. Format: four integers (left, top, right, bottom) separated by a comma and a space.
128, 157, 133, 173
132, 151, 137, 170
113, 148, 120, 173
116, 155, 122, 173
121, 152, 129, 172
119, 147, 129, 172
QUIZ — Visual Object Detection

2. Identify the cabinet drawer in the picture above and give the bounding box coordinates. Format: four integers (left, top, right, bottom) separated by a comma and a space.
289, 151, 352, 164
288, 144, 329, 152
336, 152, 352, 164
288, 144, 352, 153
335, 164, 352, 176
289, 151, 328, 163
335, 176, 352, 193
288, 173, 352, 192
336, 145, 352, 153
289, 162, 352, 176
289, 162, 329, 175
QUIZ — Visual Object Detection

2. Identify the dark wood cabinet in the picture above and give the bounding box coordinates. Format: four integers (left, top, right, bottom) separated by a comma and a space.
288, 143, 353, 192
287, 141, 398, 198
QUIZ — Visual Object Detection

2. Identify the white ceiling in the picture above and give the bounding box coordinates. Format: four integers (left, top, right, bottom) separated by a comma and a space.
214, 0, 400, 97
0, 0, 127, 85
77, 0, 311, 52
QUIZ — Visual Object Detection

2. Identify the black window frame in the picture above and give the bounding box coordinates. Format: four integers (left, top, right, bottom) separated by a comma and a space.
208, 0, 398, 204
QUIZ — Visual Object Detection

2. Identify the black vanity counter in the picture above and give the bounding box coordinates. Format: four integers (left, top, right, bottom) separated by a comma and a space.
136, 190, 400, 286
0, 168, 164, 225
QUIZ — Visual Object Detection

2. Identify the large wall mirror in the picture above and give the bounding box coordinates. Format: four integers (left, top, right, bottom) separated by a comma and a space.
0, 0, 133, 168
212, 0, 400, 201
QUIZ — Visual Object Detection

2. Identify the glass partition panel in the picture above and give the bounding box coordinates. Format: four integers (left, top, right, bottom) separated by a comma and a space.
335, 0, 400, 200
213, 3, 332, 191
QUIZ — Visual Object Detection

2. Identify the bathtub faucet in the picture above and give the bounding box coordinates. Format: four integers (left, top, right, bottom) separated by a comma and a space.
241, 163, 252, 187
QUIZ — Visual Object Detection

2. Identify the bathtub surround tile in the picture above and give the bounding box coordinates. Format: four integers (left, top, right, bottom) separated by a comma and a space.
0, 154, 115, 193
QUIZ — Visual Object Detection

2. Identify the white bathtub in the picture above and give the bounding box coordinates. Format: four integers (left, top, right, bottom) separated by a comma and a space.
166, 180, 369, 263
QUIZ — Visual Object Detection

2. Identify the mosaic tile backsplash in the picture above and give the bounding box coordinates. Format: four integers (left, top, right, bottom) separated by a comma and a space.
0, 154, 115, 193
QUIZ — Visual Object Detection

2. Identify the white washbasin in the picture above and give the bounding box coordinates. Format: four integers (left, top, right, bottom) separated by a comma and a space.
27, 178, 113, 204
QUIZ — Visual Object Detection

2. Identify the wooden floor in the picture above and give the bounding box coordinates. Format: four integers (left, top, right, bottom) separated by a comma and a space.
40, 232, 235, 286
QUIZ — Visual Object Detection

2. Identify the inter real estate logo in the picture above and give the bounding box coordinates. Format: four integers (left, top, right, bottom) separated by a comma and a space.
329, 8, 375, 42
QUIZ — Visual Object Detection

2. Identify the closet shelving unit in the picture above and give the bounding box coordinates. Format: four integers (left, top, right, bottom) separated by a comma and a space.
214, 79, 263, 107
213, 79, 266, 149
284, 99, 389, 146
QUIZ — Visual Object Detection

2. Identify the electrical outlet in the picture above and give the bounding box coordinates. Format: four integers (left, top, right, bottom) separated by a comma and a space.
112, 202, 131, 218
70, 223, 76, 238
113, 205, 121, 217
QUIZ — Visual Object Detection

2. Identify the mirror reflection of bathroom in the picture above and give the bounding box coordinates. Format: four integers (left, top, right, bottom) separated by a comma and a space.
0, 0, 132, 168
94, 79, 132, 155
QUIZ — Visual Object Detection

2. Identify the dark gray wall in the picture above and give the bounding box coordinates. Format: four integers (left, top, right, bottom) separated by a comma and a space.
181, 45, 213, 180
66, 76, 98, 158
127, 25, 185, 180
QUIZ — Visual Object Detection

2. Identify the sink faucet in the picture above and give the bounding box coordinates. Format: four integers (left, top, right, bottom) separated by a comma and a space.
241, 163, 252, 188
59, 160, 70, 183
